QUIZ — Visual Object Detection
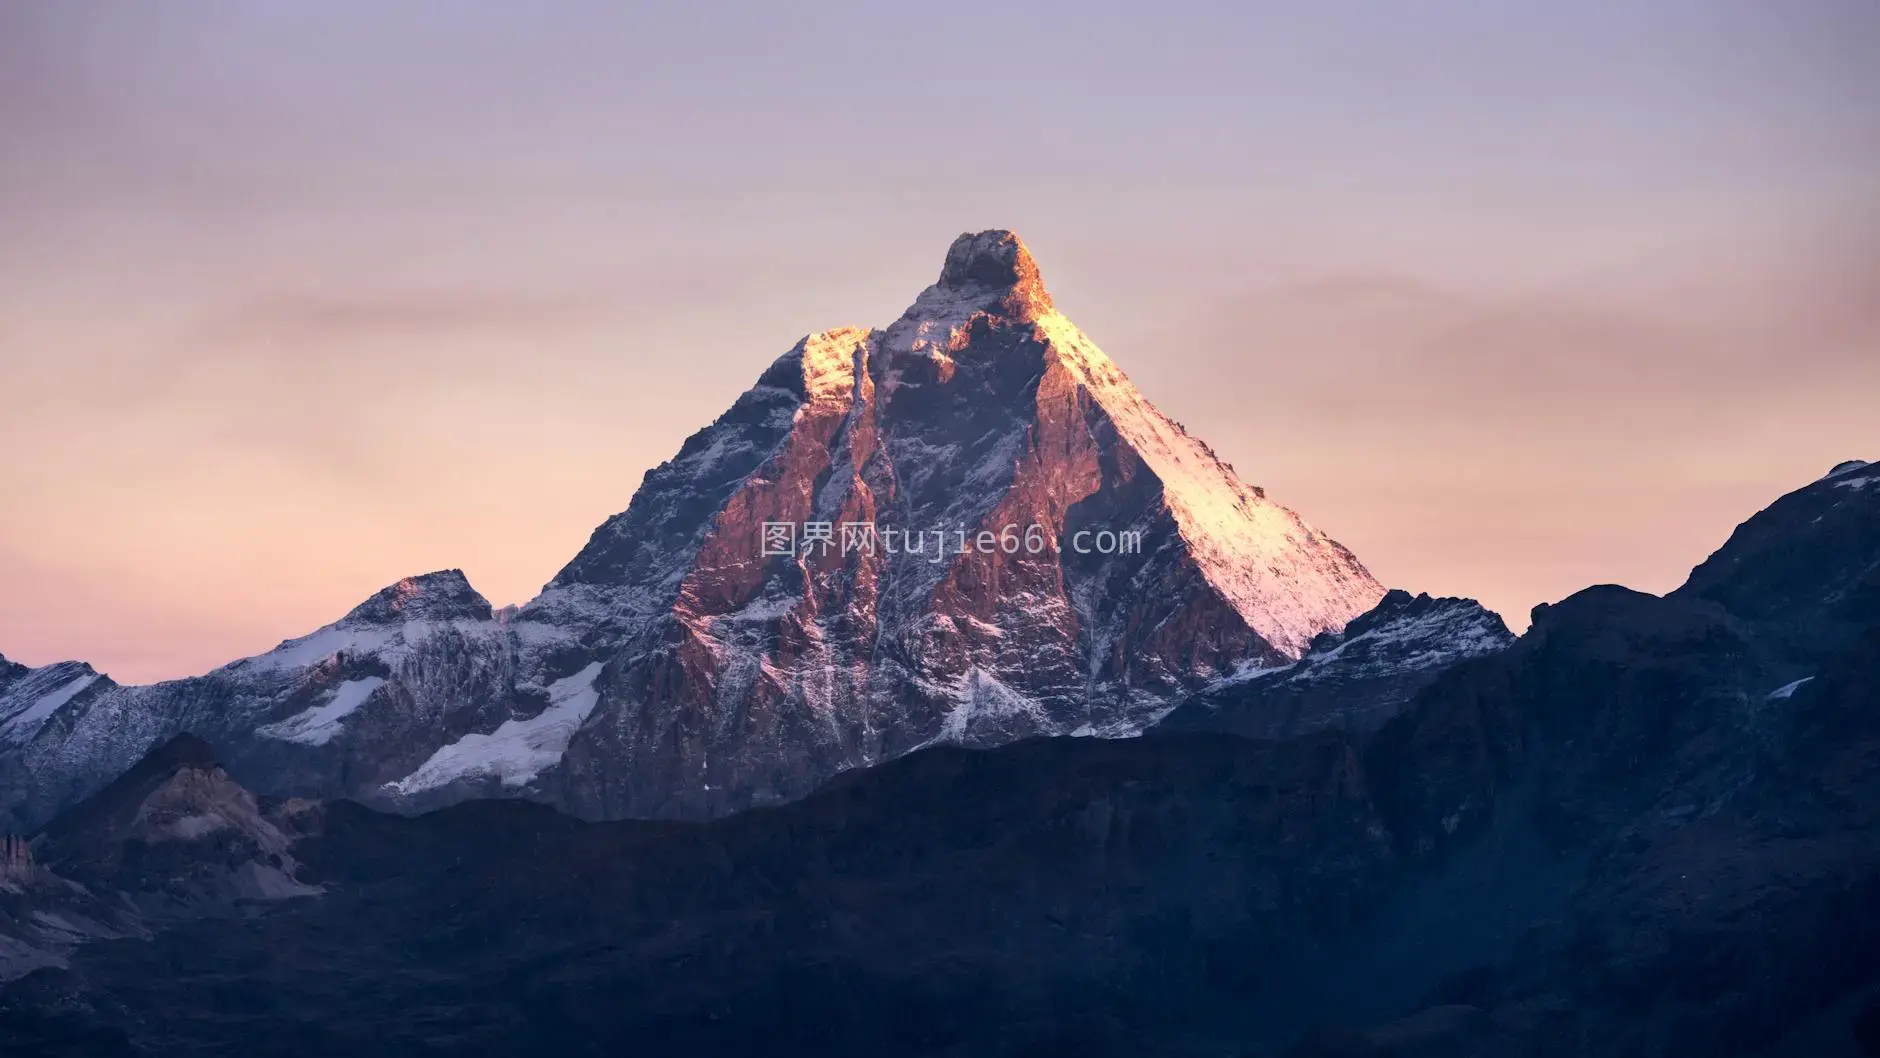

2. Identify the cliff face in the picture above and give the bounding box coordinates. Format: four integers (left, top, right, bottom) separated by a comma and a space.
538, 230, 1383, 818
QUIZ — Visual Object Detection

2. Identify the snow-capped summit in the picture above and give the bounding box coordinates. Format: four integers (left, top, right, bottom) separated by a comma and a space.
543, 229, 1385, 818
0, 569, 522, 831
1, 231, 1388, 828
929, 228, 1054, 319
341, 569, 494, 624
0, 659, 109, 747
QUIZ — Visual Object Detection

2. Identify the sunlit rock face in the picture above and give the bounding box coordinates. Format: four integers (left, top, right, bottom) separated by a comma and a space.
544, 230, 1384, 818
0, 231, 1384, 826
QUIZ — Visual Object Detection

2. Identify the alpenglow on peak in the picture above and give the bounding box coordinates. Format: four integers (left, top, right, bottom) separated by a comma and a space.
933, 229, 1054, 318
517, 226, 1385, 818
0, 229, 1385, 832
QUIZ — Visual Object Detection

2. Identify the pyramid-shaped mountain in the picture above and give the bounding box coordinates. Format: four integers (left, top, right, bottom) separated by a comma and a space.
527, 230, 1383, 816
0, 231, 1383, 827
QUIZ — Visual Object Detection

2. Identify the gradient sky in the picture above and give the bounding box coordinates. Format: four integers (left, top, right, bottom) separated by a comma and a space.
3, 1, 1876, 683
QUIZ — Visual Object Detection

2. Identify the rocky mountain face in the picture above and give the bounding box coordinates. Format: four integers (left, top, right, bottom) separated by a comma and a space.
3, 464, 1875, 1057
1674, 458, 1880, 666
0, 656, 32, 694
0, 571, 539, 832
0, 230, 1384, 829
0, 735, 316, 983
1299, 586, 1880, 1058
539, 229, 1382, 818
1153, 589, 1514, 740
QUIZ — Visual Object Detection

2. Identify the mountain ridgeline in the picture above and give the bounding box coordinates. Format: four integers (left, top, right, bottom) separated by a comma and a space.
1, 230, 1385, 831
2, 455, 1875, 1057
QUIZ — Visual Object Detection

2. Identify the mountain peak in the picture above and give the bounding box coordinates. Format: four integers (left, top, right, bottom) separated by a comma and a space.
342, 569, 492, 624
933, 229, 1052, 319
1675, 456, 1880, 664
1, 659, 107, 748
1, 232, 1382, 831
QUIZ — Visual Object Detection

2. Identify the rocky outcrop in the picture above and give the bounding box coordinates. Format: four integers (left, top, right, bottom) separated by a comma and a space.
1153, 589, 1514, 740
0, 837, 31, 885
339, 570, 495, 624
1675, 457, 1879, 665
1310, 596, 1880, 1058
1, 736, 317, 982
0, 655, 29, 692
33, 734, 320, 911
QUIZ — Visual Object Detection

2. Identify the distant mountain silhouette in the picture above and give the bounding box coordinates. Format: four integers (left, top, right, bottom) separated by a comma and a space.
5, 462, 1876, 1057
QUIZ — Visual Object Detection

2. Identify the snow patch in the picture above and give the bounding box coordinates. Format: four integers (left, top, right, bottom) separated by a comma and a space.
1034, 312, 1384, 657
385, 662, 605, 795
1295, 604, 1507, 680
934, 668, 1050, 744
254, 676, 387, 746
1209, 659, 1293, 690
718, 593, 801, 623
798, 328, 867, 403
0, 672, 100, 743
239, 625, 402, 672
165, 814, 231, 840
1767, 676, 1814, 700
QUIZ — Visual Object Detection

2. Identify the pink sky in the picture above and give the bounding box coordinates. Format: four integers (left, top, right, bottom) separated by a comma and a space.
2, 2, 1875, 682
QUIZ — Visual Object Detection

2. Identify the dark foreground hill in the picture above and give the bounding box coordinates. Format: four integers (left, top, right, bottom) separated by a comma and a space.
2, 463, 1874, 1057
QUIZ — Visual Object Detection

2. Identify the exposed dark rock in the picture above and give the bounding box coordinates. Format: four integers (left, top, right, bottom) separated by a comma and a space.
936, 228, 1054, 319
7, 536, 1874, 1055
1675, 457, 1879, 665
339, 570, 494, 624
1154, 589, 1513, 740
2, 737, 316, 984
0, 655, 29, 692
